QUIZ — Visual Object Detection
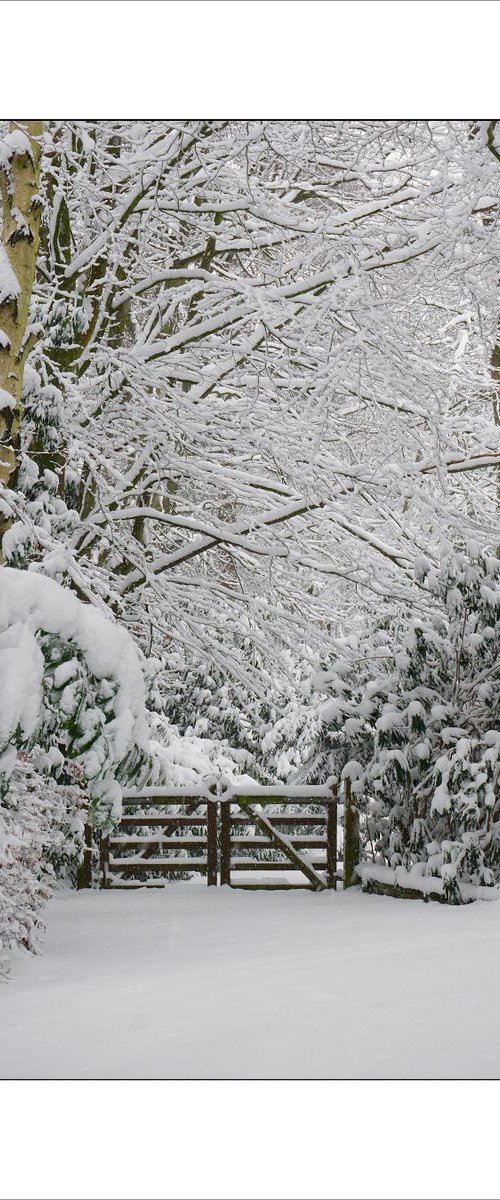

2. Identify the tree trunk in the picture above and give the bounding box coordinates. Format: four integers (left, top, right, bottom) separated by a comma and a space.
0, 119, 43, 547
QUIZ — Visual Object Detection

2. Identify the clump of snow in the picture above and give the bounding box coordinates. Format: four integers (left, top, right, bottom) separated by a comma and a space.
0, 128, 34, 163
1, 521, 35, 568
0, 621, 44, 747
0, 387, 14, 410
0, 244, 20, 304
10, 205, 29, 236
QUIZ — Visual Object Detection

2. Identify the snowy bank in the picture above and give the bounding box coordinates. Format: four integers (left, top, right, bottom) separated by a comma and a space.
357, 862, 499, 904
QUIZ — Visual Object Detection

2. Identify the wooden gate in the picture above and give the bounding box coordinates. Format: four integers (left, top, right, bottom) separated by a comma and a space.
219, 784, 338, 890
94, 779, 345, 891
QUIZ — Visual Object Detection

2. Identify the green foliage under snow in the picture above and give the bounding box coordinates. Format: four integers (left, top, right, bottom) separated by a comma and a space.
307, 549, 500, 901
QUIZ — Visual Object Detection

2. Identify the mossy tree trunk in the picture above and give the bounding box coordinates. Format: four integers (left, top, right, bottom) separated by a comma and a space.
0, 119, 43, 548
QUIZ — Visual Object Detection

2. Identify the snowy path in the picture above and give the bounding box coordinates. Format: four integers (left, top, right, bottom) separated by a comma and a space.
1, 885, 500, 1078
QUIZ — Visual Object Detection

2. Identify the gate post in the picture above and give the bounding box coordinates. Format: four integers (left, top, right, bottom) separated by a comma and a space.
326, 783, 338, 889
343, 777, 360, 889
220, 797, 231, 886
100, 835, 110, 889
206, 790, 218, 886
77, 821, 93, 889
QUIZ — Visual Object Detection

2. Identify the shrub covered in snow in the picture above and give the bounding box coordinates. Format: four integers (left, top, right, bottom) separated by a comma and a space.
0, 567, 152, 970
148, 712, 257, 788
308, 549, 500, 902
0, 567, 150, 824
0, 757, 86, 975
162, 635, 314, 784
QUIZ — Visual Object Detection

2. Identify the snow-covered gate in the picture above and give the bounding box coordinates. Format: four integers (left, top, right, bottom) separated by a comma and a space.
89, 778, 359, 891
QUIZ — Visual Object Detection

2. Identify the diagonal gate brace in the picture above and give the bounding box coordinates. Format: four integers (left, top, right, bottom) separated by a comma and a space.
235, 799, 327, 890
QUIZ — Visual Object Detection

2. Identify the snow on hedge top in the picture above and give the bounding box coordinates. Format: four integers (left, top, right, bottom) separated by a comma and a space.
0, 567, 149, 769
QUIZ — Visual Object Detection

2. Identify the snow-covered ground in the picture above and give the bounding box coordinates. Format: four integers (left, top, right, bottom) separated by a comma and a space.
1, 884, 499, 1078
